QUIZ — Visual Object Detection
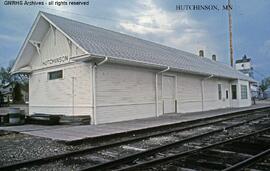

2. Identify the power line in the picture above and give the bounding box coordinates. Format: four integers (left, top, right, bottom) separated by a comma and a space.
253, 69, 268, 79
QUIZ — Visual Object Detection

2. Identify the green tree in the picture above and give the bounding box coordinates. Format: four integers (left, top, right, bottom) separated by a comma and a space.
0, 91, 3, 105
0, 60, 29, 104
0, 60, 29, 85
259, 77, 270, 93
0, 64, 13, 85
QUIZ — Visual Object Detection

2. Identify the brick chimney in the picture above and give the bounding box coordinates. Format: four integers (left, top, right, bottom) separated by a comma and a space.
212, 54, 217, 61
199, 50, 204, 57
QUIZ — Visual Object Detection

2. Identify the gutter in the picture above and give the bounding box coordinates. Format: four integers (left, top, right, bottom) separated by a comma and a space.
201, 74, 214, 112
157, 66, 170, 74
92, 57, 108, 125
72, 53, 250, 82
155, 66, 170, 117
97, 57, 108, 66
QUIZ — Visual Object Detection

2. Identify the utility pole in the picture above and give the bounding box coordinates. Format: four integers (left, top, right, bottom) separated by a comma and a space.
228, 0, 234, 67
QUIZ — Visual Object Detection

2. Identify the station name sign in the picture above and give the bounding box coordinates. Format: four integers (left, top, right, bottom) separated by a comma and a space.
43, 55, 69, 65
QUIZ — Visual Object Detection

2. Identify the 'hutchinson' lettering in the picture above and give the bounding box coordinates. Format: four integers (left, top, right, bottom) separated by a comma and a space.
43, 56, 69, 65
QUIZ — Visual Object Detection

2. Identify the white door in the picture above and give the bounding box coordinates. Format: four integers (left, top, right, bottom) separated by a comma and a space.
162, 75, 176, 114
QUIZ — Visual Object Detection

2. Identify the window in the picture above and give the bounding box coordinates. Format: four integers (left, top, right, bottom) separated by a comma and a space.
226, 90, 229, 99
48, 70, 63, 80
232, 85, 237, 100
218, 84, 222, 100
241, 85, 248, 99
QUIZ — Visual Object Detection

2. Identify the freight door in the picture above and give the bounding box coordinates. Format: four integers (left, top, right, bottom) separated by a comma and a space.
162, 75, 176, 114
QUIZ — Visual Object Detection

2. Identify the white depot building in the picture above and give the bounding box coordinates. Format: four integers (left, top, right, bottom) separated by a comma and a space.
11, 12, 255, 124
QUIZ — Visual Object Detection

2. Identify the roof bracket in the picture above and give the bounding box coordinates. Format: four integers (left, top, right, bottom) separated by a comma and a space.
29, 40, 41, 56
67, 38, 72, 56
50, 24, 56, 45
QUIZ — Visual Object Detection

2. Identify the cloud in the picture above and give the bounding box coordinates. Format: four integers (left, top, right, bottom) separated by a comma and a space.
0, 34, 23, 43
118, 0, 177, 34
259, 40, 270, 57
118, 0, 194, 34
116, 0, 217, 58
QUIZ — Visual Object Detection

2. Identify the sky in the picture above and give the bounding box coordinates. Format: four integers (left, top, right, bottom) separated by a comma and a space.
0, 0, 269, 80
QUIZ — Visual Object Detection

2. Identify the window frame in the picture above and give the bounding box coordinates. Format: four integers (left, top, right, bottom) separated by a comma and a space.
218, 84, 222, 100
231, 84, 237, 100
48, 70, 63, 80
241, 85, 248, 99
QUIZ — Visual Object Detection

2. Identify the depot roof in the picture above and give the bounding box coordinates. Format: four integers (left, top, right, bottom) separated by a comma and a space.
12, 12, 255, 82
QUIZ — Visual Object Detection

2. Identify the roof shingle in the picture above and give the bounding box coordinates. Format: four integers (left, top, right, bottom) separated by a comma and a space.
42, 12, 254, 82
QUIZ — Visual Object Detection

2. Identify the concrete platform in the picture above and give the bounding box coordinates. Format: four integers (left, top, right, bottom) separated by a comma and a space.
1, 103, 270, 142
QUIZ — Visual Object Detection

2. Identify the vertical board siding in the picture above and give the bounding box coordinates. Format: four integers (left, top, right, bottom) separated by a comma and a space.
157, 74, 163, 115
177, 73, 203, 113
96, 64, 156, 124
29, 63, 92, 116
96, 104, 155, 124
229, 80, 252, 108
203, 79, 230, 111
25, 16, 251, 123
176, 73, 232, 113
29, 22, 90, 117
30, 27, 84, 70
162, 75, 175, 113
238, 80, 252, 107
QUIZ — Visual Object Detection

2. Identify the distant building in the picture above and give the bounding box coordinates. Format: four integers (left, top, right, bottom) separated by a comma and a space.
0, 84, 13, 103
235, 55, 258, 98
0, 83, 29, 104
264, 87, 270, 99
235, 55, 254, 78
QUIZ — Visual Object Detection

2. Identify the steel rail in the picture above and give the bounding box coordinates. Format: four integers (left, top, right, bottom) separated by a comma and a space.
0, 110, 268, 170
0, 115, 251, 170
69, 107, 270, 145
222, 148, 270, 171
80, 115, 269, 171
114, 127, 270, 171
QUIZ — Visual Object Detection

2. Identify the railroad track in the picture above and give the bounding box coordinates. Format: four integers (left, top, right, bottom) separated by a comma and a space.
228, 149, 270, 171
0, 109, 269, 170
120, 127, 270, 171
79, 114, 270, 171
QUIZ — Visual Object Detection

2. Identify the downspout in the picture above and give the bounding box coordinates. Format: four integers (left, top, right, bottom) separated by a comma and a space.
92, 57, 108, 125
201, 74, 214, 112
155, 66, 170, 117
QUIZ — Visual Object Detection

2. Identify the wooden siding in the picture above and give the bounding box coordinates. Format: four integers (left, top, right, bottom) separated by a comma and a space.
96, 104, 155, 124
176, 73, 231, 113
96, 64, 156, 124
177, 73, 203, 113
29, 23, 90, 117
30, 27, 84, 70
203, 78, 230, 111
157, 74, 163, 115
29, 62, 92, 116
95, 65, 251, 123
162, 75, 176, 113
230, 80, 252, 108
25, 22, 251, 122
